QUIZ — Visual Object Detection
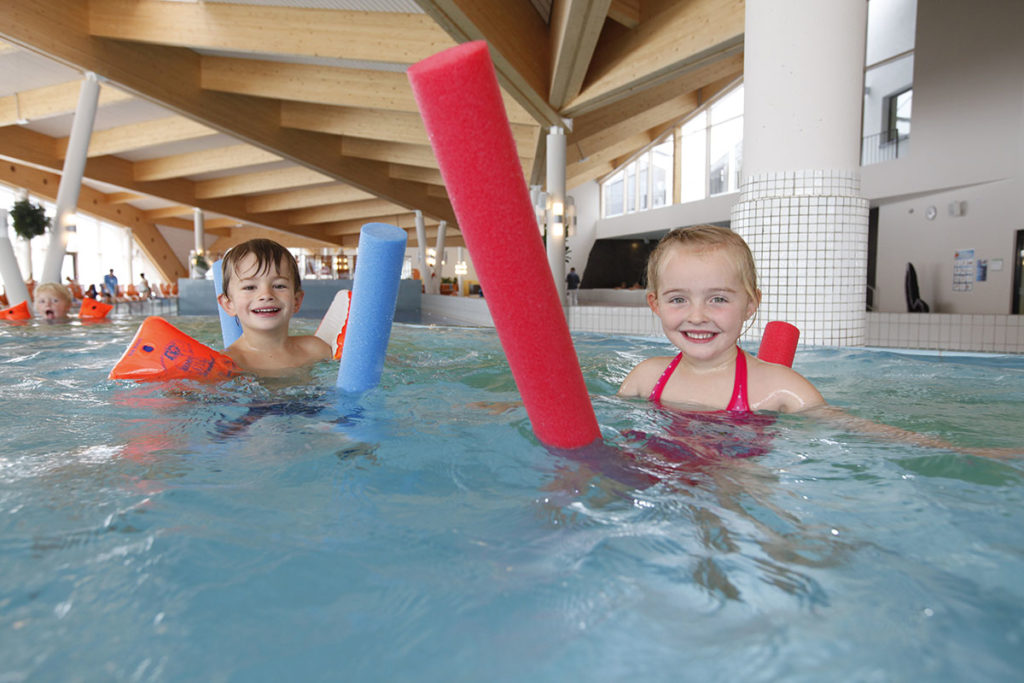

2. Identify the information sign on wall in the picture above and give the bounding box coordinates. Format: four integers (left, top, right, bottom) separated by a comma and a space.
953, 249, 974, 291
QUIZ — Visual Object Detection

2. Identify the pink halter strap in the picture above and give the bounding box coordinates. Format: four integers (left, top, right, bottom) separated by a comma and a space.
648, 347, 751, 413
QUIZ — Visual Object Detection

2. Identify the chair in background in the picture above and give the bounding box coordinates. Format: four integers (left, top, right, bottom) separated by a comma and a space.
905, 262, 930, 312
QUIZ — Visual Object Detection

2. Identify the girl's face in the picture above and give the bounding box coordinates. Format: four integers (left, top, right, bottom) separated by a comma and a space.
33, 291, 71, 321
648, 244, 759, 362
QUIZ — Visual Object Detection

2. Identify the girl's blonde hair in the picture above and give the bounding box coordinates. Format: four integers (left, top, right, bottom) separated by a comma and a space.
646, 225, 759, 304
34, 282, 72, 304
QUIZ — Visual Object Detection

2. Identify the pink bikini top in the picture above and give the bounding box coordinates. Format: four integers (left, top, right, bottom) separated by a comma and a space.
647, 347, 751, 413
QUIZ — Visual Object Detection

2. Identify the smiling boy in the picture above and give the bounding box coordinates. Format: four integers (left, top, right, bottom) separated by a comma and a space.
217, 239, 331, 377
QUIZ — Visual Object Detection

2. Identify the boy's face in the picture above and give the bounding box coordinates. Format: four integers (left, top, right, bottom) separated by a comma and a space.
33, 290, 71, 321
218, 253, 303, 333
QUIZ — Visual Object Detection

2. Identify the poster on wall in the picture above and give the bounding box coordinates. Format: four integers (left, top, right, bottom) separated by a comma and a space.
953, 249, 974, 291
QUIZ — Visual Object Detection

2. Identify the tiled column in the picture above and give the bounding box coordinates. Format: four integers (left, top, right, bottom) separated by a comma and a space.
733, 0, 869, 347
733, 171, 868, 346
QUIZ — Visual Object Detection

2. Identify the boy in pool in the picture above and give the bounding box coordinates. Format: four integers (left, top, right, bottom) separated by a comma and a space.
619, 225, 823, 413
217, 238, 332, 377
32, 282, 73, 322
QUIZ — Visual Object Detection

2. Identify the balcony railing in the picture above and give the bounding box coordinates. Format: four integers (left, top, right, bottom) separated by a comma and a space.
862, 130, 909, 166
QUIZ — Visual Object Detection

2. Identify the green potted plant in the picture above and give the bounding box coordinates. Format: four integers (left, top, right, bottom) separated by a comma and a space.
9, 198, 50, 241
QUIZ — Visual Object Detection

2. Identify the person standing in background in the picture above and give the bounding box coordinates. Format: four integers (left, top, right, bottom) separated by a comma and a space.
103, 269, 119, 302
566, 267, 580, 306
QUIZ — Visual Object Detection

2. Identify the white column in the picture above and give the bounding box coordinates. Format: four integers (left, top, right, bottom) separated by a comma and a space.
40, 73, 100, 284
414, 210, 428, 287
192, 208, 205, 278
0, 211, 31, 306
432, 220, 447, 294
546, 126, 567, 305
731, 0, 869, 347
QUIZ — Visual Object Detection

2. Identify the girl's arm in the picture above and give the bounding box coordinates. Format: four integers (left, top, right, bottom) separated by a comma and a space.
808, 404, 1020, 460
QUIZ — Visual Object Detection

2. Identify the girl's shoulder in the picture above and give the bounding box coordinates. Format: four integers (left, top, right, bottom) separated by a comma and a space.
746, 354, 825, 412
618, 355, 677, 398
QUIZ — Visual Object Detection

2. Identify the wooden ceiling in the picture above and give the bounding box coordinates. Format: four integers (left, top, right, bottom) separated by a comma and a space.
0, 0, 744, 280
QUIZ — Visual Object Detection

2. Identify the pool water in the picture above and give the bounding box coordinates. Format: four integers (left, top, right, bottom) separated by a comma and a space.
1, 317, 1022, 681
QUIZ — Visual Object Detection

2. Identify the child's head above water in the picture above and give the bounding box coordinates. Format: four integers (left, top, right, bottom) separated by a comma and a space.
646, 225, 760, 306
220, 238, 302, 297
33, 282, 73, 321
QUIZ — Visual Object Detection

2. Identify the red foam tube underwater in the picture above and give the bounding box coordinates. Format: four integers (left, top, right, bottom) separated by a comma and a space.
757, 321, 800, 367
408, 41, 600, 449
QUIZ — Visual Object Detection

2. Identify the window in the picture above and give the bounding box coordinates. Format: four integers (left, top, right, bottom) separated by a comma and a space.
885, 88, 912, 141
599, 81, 744, 217
678, 112, 707, 203
600, 136, 675, 218
861, 0, 916, 164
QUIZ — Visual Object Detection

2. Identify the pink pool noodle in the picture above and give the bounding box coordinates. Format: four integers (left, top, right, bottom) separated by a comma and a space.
408, 41, 600, 449
758, 321, 800, 367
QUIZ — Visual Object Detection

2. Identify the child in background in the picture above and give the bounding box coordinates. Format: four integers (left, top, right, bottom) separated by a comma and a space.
32, 282, 73, 322
217, 238, 332, 377
619, 225, 823, 412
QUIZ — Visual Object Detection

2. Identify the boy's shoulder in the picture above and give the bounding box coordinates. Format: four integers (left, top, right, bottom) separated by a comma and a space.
290, 333, 333, 362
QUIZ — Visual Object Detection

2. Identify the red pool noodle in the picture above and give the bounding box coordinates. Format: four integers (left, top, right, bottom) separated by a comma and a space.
758, 321, 800, 367
408, 41, 600, 449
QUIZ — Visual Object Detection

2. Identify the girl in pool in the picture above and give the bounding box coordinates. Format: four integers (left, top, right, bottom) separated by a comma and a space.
618, 225, 823, 413
32, 282, 73, 322
617, 225, 1018, 460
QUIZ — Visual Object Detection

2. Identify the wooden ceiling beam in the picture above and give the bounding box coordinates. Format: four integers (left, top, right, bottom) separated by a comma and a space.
57, 116, 216, 158
0, 80, 131, 127
569, 55, 742, 144
195, 166, 332, 200
133, 144, 280, 182
246, 184, 374, 214
414, 0, 561, 126
281, 103, 430, 146
289, 198, 408, 226
607, 0, 641, 29
564, 0, 744, 117
0, 0, 457, 224
548, 0, 613, 109
88, 0, 454, 65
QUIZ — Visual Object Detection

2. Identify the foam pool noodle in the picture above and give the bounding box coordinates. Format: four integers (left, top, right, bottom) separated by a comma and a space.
757, 321, 800, 367
212, 258, 243, 349
336, 223, 407, 394
408, 41, 601, 450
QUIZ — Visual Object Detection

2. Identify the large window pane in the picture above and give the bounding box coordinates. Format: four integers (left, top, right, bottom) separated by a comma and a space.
625, 164, 636, 213
637, 154, 650, 211
604, 170, 624, 216
679, 111, 707, 203
651, 137, 673, 208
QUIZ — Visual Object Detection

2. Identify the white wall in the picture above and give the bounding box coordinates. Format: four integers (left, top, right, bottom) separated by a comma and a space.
578, 0, 1023, 316
866, 0, 1024, 313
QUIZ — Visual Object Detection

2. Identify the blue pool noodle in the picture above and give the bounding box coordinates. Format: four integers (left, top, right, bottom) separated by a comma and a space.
212, 258, 243, 349
336, 223, 408, 393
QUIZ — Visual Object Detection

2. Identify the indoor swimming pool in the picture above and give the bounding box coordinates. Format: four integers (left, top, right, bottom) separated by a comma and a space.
1, 316, 1022, 681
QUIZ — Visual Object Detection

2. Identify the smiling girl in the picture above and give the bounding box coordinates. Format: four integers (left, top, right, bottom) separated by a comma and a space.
618, 225, 824, 413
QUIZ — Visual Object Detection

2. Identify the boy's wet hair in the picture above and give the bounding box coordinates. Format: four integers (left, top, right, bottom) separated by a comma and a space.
34, 281, 72, 304
221, 238, 302, 296
646, 225, 759, 304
